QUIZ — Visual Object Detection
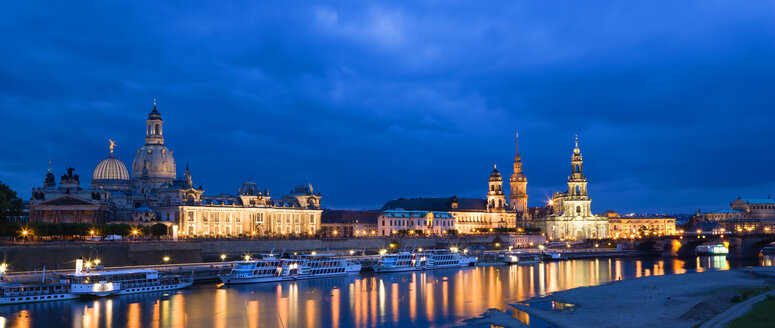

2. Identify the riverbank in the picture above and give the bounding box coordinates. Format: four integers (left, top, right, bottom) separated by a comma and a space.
465, 266, 775, 328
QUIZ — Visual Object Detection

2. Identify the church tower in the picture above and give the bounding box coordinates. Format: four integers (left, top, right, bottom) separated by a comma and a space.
509, 133, 528, 213
487, 165, 507, 212
564, 135, 592, 217
132, 99, 177, 193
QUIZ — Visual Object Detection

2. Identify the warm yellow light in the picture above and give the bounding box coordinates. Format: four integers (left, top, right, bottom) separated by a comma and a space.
379, 249, 387, 255
349, 250, 354, 255
696, 229, 702, 234
90, 230, 95, 236
132, 229, 139, 235
94, 259, 101, 265
220, 254, 226, 260
163, 256, 170, 262
538, 245, 545, 250
418, 248, 423, 252
244, 254, 251, 261
0, 263, 6, 273
333, 230, 339, 235
22, 230, 29, 236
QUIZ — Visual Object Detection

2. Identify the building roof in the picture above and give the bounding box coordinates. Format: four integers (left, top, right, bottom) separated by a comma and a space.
321, 210, 382, 224
381, 209, 454, 219
381, 197, 486, 211
740, 198, 775, 205
707, 210, 746, 214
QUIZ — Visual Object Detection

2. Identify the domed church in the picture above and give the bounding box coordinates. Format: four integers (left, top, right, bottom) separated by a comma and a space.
29, 100, 323, 235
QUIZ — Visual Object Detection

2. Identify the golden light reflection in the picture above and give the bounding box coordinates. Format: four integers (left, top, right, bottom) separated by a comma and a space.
214, 288, 227, 328
332, 287, 340, 327
248, 300, 259, 328
127, 303, 141, 328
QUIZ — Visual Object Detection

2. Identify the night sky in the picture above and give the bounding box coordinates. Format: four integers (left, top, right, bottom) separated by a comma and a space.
1, 1, 773, 213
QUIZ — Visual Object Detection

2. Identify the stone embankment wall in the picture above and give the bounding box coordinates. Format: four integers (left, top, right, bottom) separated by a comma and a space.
1, 234, 517, 271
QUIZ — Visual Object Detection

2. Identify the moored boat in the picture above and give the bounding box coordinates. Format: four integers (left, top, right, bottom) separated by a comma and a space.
220, 254, 361, 285
373, 251, 424, 273
696, 244, 729, 256
0, 282, 76, 305
66, 259, 192, 297
503, 252, 541, 265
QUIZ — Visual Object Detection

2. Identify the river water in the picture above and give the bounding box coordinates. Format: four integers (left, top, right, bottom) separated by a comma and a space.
1, 256, 772, 328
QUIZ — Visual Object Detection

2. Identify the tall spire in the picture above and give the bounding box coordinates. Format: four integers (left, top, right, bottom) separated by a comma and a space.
48, 158, 52, 172
573, 134, 580, 154
516, 132, 520, 155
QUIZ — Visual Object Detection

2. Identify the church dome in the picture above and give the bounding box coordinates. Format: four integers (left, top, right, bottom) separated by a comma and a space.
239, 181, 259, 196
92, 147, 131, 190
489, 165, 502, 181
132, 145, 176, 180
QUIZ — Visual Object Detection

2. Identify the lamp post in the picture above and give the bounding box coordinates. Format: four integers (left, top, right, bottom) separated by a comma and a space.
221, 254, 227, 263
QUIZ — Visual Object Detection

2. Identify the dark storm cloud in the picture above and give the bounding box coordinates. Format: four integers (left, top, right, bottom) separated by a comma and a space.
1, 0, 773, 213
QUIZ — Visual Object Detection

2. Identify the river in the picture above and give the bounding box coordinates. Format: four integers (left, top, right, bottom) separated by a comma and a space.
1, 256, 773, 328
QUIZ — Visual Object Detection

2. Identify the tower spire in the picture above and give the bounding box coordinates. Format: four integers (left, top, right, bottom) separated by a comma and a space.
516, 132, 520, 155
48, 158, 52, 172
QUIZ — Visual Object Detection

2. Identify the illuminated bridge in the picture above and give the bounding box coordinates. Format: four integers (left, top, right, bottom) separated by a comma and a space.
617, 233, 775, 259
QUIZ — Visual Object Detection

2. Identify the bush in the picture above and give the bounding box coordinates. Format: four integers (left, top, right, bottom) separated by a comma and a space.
151, 223, 168, 237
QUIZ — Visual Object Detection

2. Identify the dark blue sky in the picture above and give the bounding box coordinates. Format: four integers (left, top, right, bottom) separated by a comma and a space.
1, 1, 773, 213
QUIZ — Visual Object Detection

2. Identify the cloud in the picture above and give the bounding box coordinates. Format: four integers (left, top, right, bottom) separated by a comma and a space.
0, 0, 773, 213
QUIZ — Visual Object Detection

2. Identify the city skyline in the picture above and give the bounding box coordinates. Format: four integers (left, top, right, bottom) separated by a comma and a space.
1, 1, 774, 213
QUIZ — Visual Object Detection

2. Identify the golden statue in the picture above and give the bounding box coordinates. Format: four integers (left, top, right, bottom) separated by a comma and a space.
109, 139, 116, 154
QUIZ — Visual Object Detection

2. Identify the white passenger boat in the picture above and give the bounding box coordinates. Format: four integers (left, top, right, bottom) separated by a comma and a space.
66, 259, 193, 297
503, 252, 541, 265
417, 249, 472, 270
696, 244, 729, 256
219, 254, 290, 285
0, 282, 77, 305
283, 254, 362, 280
220, 254, 361, 285
373, 251, 425, 273
542, 252, 568, 261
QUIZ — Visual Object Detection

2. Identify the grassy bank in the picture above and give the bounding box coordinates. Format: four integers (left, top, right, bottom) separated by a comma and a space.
728, 294, 775, 328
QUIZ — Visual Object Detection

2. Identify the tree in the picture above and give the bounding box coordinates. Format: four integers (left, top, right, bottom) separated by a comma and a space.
151, 223, 168, 238
0, 181, 23, 224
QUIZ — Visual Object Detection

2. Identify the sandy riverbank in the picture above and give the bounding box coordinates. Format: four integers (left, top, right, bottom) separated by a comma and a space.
463, 266, 775, 328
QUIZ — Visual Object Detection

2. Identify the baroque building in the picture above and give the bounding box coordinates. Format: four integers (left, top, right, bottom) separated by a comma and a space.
531, 136, 608, 240
29, 101, 322, 234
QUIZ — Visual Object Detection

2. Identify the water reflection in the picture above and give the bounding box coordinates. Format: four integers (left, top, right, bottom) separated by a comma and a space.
0, 256, 771, 328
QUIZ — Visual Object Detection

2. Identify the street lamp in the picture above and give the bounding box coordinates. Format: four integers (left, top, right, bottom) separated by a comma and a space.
163, 256, 170, 264
538, 244, 545, 255
221, 254, 227, 262
0, 262, 7, 281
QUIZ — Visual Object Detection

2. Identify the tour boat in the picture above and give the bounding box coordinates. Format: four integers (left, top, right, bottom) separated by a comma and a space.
219, 254, 291, 285
503, 252, 542, 265
417, 249, 474, 270
696, 244, 729, 256
373, 252, 425, 273
66, 259, 193, 297
283, 254, 362, 280
220, 254, 361, 285
541, 252, 568, 261
0, 282, 77, 305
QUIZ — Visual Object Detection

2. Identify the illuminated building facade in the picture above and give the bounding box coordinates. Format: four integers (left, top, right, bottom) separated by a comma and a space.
605, 211, 676, 237
377, 210, 455, 236
321, 210, 380, 237
531, 136, 608, 240
702, 196, 775, 232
